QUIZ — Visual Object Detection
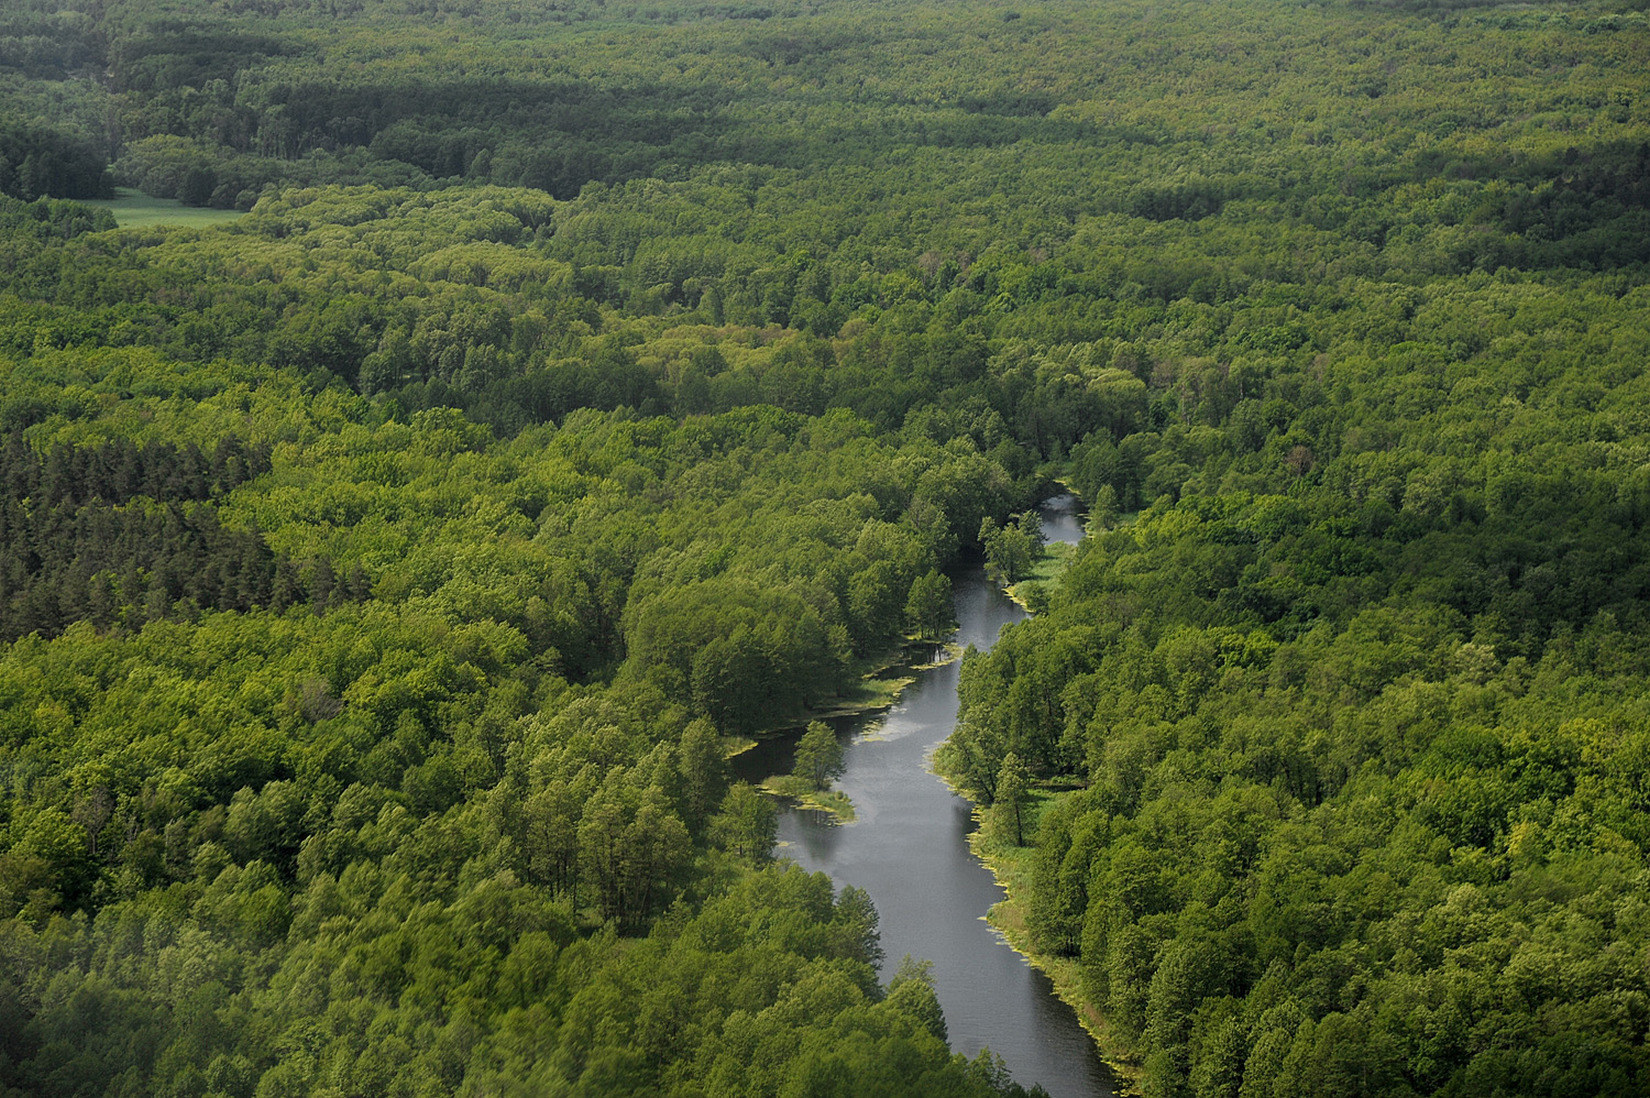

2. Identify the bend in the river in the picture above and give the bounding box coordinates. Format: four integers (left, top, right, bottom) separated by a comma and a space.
738, 494, 1112, 1098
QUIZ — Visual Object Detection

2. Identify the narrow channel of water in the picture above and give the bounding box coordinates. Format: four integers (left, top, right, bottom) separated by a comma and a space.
738, 495, 1112, 1098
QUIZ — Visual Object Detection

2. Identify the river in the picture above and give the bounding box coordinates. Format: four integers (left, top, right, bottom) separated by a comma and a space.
734, 494, 1113, 1098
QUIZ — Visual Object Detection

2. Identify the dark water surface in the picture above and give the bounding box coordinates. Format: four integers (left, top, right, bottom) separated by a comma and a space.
752, 495, 1114, 1098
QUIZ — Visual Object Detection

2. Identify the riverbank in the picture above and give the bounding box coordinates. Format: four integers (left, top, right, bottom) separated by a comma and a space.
1004, 538, 1078, 611
999, 487, 1094, 611
960, 796, 1144, 1096
945, 496, 1144, 1091
727, 638, 965, 823
769, 543, 1116, 1096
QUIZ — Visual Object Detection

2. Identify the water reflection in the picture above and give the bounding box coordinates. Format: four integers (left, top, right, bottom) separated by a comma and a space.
752, 496, 1113, 1098
1038, 492, 1087, 547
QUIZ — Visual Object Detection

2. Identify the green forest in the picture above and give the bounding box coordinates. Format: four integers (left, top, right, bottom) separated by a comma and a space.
0, 0, 1648, 1093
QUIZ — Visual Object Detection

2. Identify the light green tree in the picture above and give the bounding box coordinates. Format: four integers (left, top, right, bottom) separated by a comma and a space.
793, 720, 846, 790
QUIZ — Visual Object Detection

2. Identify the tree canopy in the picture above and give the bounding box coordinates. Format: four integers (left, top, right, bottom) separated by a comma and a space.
0, 0, 1647, 1092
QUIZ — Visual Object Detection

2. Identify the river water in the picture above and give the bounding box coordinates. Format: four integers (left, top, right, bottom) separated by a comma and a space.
737, 495, 1113, 1097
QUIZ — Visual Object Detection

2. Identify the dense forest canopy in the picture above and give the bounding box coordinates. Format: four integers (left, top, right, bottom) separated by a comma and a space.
0, 0, 1647, 1094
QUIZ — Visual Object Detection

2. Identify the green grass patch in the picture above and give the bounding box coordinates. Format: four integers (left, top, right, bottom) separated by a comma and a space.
722, 735, 758, 760
760, 775, 856, 823
1007, 540, 1077, 610
1026, 540, 1077, 585
85, 188, 245, 229
806, 671, 913, 721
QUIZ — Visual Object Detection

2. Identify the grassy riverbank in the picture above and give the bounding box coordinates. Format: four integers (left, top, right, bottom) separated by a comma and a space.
759, 775, 857, 822
1005, 539, 1078, 611
965, 794, 1145, 1096
955, 516, 1147, 1091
